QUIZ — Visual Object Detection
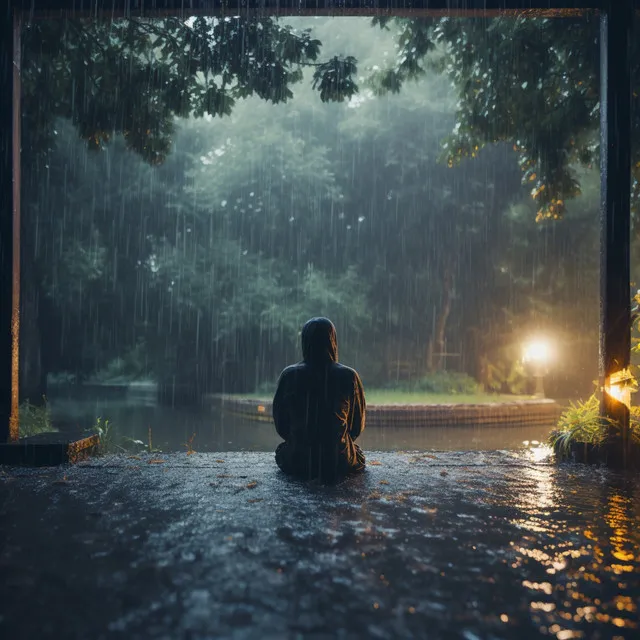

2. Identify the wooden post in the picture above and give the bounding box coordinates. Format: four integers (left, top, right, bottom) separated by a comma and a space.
599, 0, 634, 465
0, 6, 20, 443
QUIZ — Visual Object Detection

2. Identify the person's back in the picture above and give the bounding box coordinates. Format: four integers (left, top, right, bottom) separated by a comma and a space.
273, 317, 366, 482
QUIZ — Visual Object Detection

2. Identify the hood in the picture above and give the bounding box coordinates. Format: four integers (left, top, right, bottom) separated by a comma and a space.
301, 317, 338, 365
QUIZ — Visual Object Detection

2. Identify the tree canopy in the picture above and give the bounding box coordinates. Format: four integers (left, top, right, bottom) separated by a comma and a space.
22, 14, 640, 219
18, 14, 618, 400
368, 14, 639, 220
22, 16, 358, 163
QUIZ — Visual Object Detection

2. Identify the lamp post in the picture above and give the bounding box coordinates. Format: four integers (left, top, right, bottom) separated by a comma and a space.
523, 338, 552, 399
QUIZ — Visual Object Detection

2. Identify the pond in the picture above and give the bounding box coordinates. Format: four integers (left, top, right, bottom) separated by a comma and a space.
47, 385, 556, 454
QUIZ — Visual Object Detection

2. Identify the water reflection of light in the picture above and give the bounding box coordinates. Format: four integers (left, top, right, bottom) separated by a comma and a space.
510, 444, 556, 520
513, 475, 640, 637
528, 444, 553, 463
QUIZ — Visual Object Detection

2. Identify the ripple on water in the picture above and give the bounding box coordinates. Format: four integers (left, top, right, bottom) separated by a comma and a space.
509, 467, 640, 637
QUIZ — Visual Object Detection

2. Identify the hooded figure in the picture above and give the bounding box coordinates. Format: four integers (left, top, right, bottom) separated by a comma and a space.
273, 317, 366, 482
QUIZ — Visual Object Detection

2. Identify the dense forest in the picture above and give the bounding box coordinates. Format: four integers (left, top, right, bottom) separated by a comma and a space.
18, 15, 640, 403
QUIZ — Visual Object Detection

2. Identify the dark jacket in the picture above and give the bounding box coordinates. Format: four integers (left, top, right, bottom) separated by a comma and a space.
273, 318, 365, 477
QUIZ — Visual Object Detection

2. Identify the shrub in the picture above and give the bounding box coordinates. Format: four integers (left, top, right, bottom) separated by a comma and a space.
385, 371, 482, 395
19, 397, 56, 437
255, 380, 277, 396
549, 394, 640, 454
483, 359, 528, 395
415, 372, 482, 394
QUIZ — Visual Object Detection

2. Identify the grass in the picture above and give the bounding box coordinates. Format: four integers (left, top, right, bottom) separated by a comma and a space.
233, 390, 532, 405
365, 390, 532, 405
91, 419, 165, 455
92, 417, 116, 455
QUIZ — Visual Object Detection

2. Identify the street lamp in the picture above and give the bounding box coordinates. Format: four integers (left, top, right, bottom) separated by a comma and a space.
522, 338, 553, 399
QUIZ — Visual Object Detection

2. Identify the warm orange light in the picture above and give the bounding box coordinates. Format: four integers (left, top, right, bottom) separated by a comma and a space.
605, 368, 637, 410
606, 383, 628, 405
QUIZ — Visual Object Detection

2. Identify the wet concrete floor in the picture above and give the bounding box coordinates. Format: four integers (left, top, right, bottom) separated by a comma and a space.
1, 450, 639, 639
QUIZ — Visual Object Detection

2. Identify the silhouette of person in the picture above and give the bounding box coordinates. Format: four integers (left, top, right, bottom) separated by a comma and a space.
273, 317, 366, 482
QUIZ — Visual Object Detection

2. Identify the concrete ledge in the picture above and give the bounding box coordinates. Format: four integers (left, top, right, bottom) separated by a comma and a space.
208, 394, 562, 427
0, 432, 100, 466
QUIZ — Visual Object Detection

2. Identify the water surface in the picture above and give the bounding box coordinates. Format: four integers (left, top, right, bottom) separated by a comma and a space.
48, 386, 554, 453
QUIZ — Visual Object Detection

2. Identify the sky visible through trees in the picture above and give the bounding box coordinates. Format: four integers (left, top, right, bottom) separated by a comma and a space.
17, 14, 640, 411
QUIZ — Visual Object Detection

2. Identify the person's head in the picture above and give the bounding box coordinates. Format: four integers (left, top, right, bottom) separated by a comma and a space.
301, 317, 338, 365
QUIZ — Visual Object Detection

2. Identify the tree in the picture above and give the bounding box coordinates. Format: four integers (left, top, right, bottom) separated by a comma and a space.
21, 16, 359, 162
146, 112, 371, 396
19, 14, 362, 399
23, 15, 640, 218
328, 72, 525, 380
19, 15, 610, 402
368, 14, 640, 220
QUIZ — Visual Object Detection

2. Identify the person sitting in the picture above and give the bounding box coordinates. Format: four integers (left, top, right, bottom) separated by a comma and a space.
273, 317, 366, 483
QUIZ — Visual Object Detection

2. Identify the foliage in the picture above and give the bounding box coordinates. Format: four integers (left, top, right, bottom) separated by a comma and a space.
370, 15, 640, 219
91, 419, 159, 455
550, 395, 608, 454
415, 372, 483, 395
94, 340, 150, 382
19, 398, 56, 437
550, 395, 640, 454
632, 407, 640, 443
255, 380, 278, 396
92, 417, 116, 455
385, 371, 482, 395
483, 358, 528, 395
632, 291, 640, 359
312, 55, 358, 102
21, 17, 357, 163
22, 14, 640, 221
19, 17, 605, 397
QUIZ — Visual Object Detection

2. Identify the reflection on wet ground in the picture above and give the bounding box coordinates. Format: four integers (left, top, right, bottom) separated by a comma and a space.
1, 451, 638, 639
48, 392, 555, 452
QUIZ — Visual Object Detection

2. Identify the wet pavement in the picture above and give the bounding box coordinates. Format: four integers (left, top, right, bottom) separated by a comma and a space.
1, 450, 639, 639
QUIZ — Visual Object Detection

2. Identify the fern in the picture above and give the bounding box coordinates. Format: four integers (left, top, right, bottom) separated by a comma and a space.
550, 393, 640, 454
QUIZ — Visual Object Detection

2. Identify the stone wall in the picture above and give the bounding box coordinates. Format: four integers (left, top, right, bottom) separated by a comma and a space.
208, 395, 562, 428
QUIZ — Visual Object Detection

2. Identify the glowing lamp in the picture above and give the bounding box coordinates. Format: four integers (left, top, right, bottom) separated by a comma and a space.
605, 368, 637, 410
522, 337, 553, 398
522, 338, 552, 365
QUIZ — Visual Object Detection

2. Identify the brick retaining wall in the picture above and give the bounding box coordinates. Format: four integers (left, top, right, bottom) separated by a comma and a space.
207, 395, 562, 428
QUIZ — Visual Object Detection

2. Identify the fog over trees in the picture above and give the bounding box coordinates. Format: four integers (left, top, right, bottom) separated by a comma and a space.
20, 14, 637, 403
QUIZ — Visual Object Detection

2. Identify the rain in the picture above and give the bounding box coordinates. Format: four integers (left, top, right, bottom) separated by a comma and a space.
2, 7, 640, 640
17, 15, 612, 454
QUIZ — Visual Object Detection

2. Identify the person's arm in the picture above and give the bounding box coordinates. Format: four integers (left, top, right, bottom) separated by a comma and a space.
272, 370, 292, 441
349, 372, 366, 440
